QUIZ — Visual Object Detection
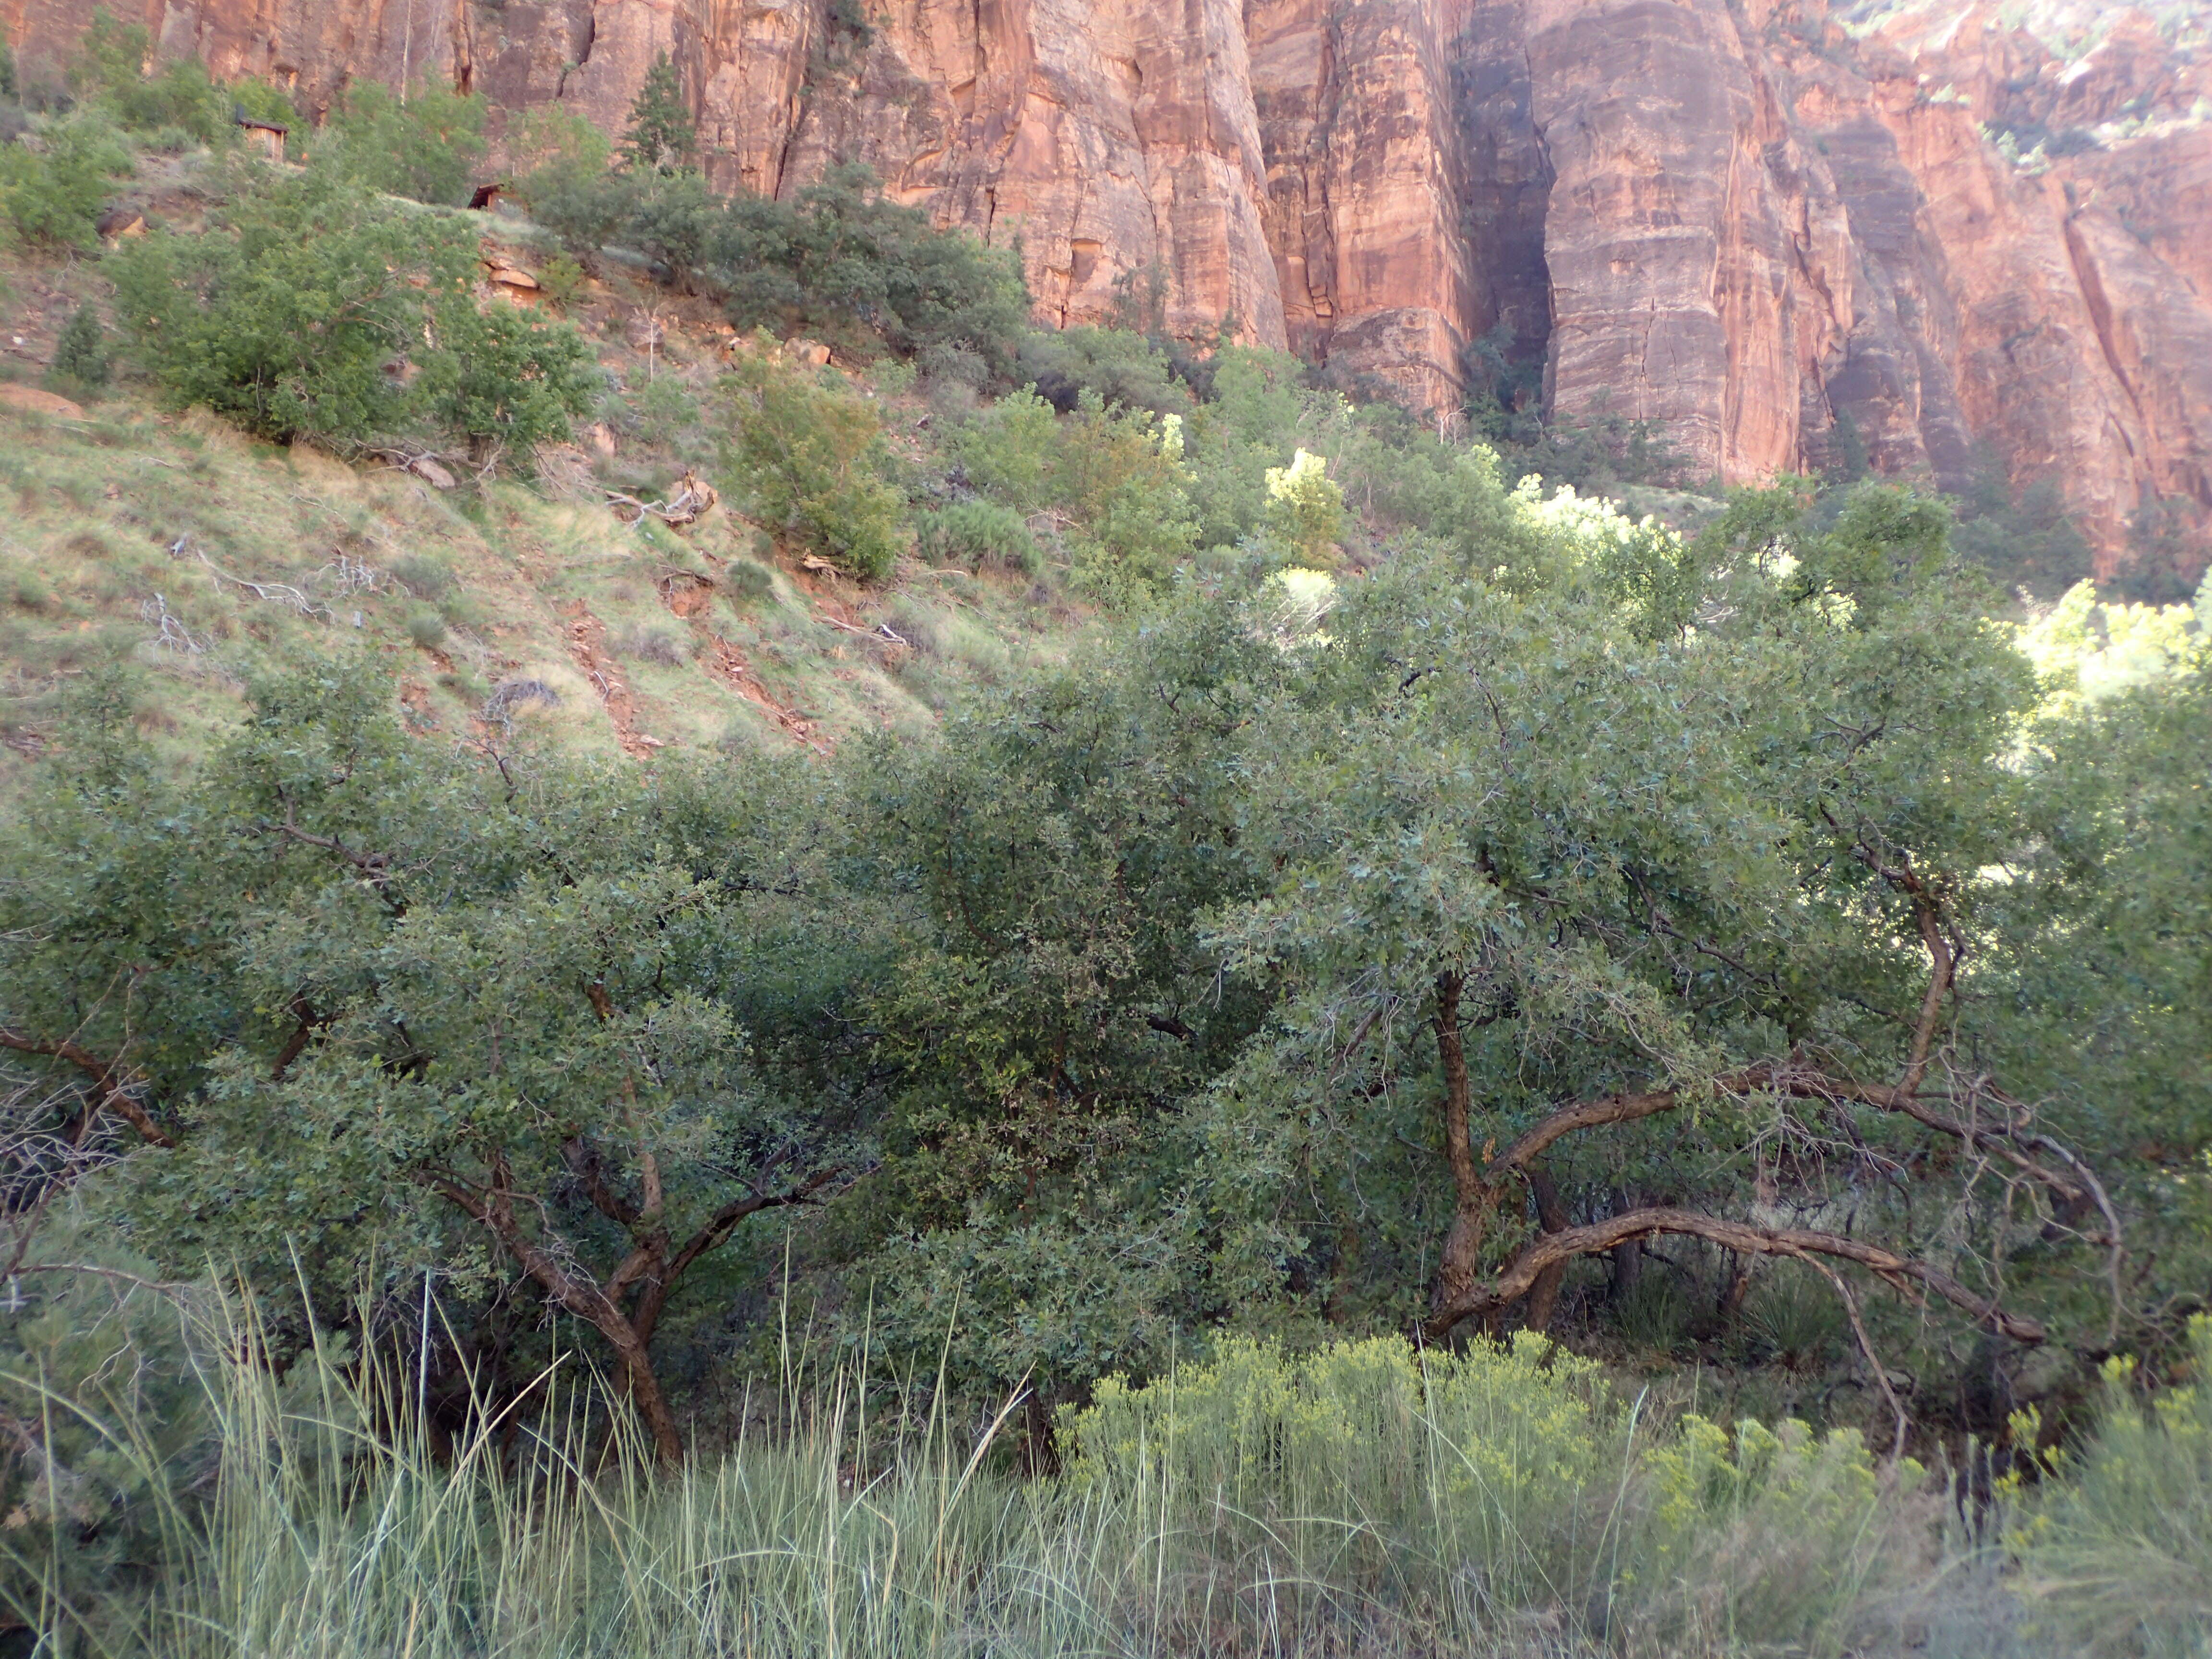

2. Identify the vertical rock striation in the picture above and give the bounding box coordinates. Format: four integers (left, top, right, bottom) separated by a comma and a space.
5, 0, 2206, 576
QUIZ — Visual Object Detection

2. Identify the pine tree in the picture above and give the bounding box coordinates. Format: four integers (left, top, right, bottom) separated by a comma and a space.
619, 54, 696, 176
52, 301, 109, 389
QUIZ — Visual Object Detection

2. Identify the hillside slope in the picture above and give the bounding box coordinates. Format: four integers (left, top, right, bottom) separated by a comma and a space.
0, 231, 1082, 789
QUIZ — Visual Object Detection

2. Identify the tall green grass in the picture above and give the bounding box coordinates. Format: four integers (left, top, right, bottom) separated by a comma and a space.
3, 1285, 2197, 1657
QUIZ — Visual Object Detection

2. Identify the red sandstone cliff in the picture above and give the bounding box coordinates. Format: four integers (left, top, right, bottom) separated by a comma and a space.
5, 0, 2206, 579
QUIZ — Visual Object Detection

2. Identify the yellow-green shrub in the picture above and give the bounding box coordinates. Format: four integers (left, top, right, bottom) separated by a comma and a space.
1063, 1334, 1925, 1648
2011, 1315, 2212, 1654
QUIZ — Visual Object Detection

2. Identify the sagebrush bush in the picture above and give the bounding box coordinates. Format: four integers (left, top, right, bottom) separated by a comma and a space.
724, 559, 777, 604
51, 301, 110, 390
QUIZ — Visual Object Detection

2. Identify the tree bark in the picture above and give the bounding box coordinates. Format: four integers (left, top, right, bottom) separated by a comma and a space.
1521, 1165, 1571, 1334
1429, 972, 1493, 1322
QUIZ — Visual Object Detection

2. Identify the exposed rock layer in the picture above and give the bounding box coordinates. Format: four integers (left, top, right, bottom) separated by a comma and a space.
7, 0, 2207, 578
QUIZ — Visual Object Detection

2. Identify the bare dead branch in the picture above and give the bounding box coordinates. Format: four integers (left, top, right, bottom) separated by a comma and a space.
1798, 1254, 1910, 1460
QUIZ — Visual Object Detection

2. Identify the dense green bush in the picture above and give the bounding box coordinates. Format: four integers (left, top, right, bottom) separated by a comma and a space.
67, 12, 230, 145
527, 151, 1030, 374
305, 81, 487, 207
916, 499, 1038, 574
418, 292, 599, 457
0, 114, 131, 250
727, 357, 904, 581
1016, 325, 1190, 415
947, 384, 1198, 592
110, 169, 594, 454
50, 300, 110, 391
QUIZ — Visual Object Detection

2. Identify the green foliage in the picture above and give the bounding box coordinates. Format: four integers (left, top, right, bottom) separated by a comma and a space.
950, 386, 1059, 513
0, 1232, 216, 1631
529, 160, 1029, 375
228, 77, 299, 131
1463, 322, 1687, 492
0, 668, 878, 1457
418, 295, 599, 458
915, 498, 1038, 575
51, 301, 110, 390
1015, 325, 1190, 415
726, 357, 903, 581
109, 169, 594, 455
1261, 447, 1345, 568
65, 12, 150, 107
307, 81, 487, 207
66, 12, 279, 147
619, 53, 697, 176
724, 557, 777, 604
535, 252, 589, 312
949, 386, 1198, 595
1950, 447, 2094, 601
0, 114, 132, 251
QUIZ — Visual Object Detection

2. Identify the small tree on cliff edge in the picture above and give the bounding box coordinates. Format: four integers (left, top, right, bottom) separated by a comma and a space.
620, 54, 697, 176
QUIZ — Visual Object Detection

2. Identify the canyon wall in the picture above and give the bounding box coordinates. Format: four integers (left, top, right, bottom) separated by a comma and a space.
5, 0, 2207, 580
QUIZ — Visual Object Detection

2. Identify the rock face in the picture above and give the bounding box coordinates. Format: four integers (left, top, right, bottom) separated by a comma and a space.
7, 0, 2207, 579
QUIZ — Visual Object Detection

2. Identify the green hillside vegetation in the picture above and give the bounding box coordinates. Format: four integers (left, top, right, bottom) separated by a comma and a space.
1, 24, 2211, 1658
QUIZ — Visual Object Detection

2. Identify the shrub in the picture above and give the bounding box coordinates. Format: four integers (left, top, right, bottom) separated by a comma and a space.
406, 608, 447, 649
536, 252, 589, 312
1065, 1335, 1923, 1650
723, 558, 776, 605
614, 624, 690, 666
2011, 1316, 2212, 1652
527, 158, 1029, 375
727, 359, 902, 582
110, 169, 594, 457
110, 170, 433, 441
51, 301, 110, 390
951, 386, 1059, 514
1017, 325, 1190, 415
1262, 448, 1345, 569
417, 296, 599, 459
306, 81, 487, 207
1057, 393, 1199, 595
0, 115, 132, 250
390, 555, 452, 600
917, 498, 1038, 574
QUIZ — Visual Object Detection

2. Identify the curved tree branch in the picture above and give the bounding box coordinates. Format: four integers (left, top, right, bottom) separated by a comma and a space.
1424, 1205, 2047, 1346
0, 1029, 175, 1148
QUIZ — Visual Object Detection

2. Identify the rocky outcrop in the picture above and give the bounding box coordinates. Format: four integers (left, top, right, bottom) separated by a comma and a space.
6, 0, 2207, 578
